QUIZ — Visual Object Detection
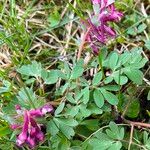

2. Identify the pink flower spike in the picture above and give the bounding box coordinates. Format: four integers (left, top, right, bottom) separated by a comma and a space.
16, 111, 29, 146
29, 104, 53, 117
26, 136, 36, 148
36, 131, 44, 141
103, 25, 116, 37
41, 104, 53, 115
84, 0, 123, 54
30, 117, 45, 141
29, 109, 43, 117
111, 10, 123, 22
15, 105, 21, 110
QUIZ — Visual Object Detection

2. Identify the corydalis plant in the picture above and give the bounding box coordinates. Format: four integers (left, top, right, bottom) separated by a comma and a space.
85, 0, 123, 54
10, 105, 53, 148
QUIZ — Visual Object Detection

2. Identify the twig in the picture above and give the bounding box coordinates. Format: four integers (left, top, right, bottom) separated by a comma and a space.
123, 118, 150, 128
77, 27, 91, 60
128, 124, 134, 150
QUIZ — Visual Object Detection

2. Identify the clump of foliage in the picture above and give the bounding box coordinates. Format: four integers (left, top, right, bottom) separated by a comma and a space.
0, 0, 150, 150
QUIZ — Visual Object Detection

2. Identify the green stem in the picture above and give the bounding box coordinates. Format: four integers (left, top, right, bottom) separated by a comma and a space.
98, 52, 105, 79
118, 63, 122, 103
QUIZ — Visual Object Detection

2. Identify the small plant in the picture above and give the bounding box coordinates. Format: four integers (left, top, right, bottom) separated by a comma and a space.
0, 0, 149, 150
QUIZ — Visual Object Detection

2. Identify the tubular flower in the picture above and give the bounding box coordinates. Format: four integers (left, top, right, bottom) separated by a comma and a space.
10, 104, 53, 148
85, 0, 123, 54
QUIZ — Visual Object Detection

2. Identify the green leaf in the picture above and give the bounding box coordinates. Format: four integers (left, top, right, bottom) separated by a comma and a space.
79, 104, 91, 118
82, 87, 90, 104
60, 83, 70, 94
137, 23, 147, 33
104, 76, 114, 84
107, 141, 122, 150
106, 122, 124, 140
0, 80, 11, 94
66, 93, 76, 104
89, 132, 122, 150
103, 85, 120, 91
100, 89, 118, 105
109, 52, 119, 70
88, 104, 103, 115
113, 73, 128, 85
41, 69, 59, 84
126, 99, 140, 118
17, 61, 42, 78
57, 70, 68, 80
89, 136, 113, 150
92, 71, 103, 86
143, 131, 148, 145
47, 120, 59, 136
93, 89, 104, 108
54, 118, 76, 139
127, 27, 137, 36
120, 51, 131, 65
143, 131, 150, 149
80, 119, 99, 131
131, 57, 148, 69
54, 102, 65, 116
54, 118, 78, 127
64, 62, 71, 79
66, 106, 79, 117
144, 40, 150, 50
74, 90, 83, 102
123, 67, 143, 85
59, 124, 75, 139
58, 137, 71, 150
70, 59, 84, 79
0, 126, 11, 137
17, 87, 43, 108
48, 10, 60, 27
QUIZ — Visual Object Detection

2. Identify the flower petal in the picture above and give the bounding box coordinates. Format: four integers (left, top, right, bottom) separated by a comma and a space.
16, 111, 29, 146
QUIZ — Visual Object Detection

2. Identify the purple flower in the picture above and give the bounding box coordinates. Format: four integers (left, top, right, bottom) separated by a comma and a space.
84, 0, 123, 54
30, 117, 44, 141
11, 104, 53, 148
26, 136, 36, 148
16, 111, 29, 146
30, 104, 53, 117
92, 0, 101, 4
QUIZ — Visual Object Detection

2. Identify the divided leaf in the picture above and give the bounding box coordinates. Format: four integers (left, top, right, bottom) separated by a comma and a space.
70, 59, 84, 79
92, 71, 103, 86
54, 102, 65, 116
123, 67, 143, 85
100, 89, 118, 105
17, 61, 42, 78
41, 69, 59, 84
106, 122, 124, 140
93, 89, 104, 108
109, 52, 119, 71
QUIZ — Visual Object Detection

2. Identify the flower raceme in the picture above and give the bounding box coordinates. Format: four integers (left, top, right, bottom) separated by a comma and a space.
10, 104, 53, 148
85, 0, 123, 54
